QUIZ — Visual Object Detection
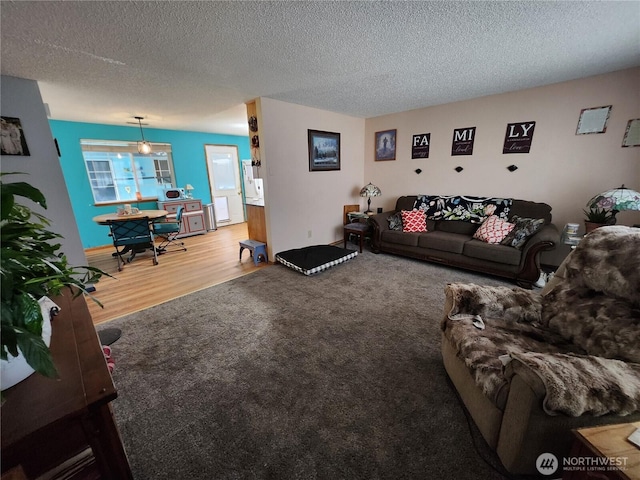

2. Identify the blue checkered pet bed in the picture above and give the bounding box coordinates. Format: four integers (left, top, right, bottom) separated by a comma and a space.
275, 245, 358, 275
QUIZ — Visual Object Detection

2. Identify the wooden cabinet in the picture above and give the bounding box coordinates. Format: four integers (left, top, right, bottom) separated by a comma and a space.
1, 293, 133, 480
158, 199, 206, 238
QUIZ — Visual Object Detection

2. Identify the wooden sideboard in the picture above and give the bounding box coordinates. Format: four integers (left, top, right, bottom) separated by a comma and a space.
158, 198, 206, 238
1, 293, 133, 480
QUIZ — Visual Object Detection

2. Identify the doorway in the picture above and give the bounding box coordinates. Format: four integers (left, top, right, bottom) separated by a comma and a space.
204, 144, 245, 225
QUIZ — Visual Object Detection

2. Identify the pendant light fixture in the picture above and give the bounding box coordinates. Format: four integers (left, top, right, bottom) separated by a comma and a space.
135, 116, 152, 154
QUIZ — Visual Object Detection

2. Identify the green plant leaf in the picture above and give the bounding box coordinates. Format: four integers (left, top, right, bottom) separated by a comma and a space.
15, 329, 58, 378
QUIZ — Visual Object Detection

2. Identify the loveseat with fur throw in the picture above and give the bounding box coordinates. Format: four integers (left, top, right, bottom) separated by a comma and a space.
441, 225, 640, 475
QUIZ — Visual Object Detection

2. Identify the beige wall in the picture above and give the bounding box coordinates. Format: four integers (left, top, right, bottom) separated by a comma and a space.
259, 97, 365, 257
364, 67, 640, 264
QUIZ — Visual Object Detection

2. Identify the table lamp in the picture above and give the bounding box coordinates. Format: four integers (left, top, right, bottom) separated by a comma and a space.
185, 184, 194, 199
586, 185, 640, 224
360, 182, 381, 214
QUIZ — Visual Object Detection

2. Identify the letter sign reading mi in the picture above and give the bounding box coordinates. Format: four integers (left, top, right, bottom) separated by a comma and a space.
451, 127, 476, 156
412, 133, 431, 158
503, 121, 536, 154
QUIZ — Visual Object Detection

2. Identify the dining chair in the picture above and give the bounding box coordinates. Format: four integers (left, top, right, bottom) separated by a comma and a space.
107, 217, 158, 271
153, 206, 187, 254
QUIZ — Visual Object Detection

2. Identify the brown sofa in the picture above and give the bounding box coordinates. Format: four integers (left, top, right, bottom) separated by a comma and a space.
441, 226, 640, 475
368, 195, 559, 288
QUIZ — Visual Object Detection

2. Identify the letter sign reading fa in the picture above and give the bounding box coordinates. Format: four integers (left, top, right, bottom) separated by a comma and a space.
503, 121, 536, 154
412, 133, 431, 159
451, 127, 476, 156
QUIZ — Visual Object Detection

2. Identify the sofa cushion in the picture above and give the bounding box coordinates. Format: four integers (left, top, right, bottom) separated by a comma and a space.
510, 199, 552, 224
463, 240, 522, 266
401, 209, 427, 232
395, 196, 418, 212
387, 212, 402, 231
418, 231, 470, 254
500, 216, 545, 249
380, 230, 420, 246
436, 220, 478, 235
473, 215, 515, 244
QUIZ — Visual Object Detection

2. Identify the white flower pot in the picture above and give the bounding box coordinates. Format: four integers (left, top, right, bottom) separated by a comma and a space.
1, 297, 55, 391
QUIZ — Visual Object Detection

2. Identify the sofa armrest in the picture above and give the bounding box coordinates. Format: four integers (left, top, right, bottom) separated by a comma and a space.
520, 223, 559, 257
505, 352, 640, 417
443, 283, 541, 330
368, 211, 395, 251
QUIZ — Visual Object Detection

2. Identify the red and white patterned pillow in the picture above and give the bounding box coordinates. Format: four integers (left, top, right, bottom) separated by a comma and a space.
401, 209, 427, 233
473, 215, 515, 244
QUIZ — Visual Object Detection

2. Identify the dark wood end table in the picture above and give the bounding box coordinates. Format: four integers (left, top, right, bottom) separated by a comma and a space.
344, 222, 371, 253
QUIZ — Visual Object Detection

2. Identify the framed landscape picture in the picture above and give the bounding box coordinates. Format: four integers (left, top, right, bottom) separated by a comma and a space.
308, 130, 340, 171
375, 129, 396, 161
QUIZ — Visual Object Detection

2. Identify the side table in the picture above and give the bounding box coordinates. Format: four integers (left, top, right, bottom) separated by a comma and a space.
563, 421, 640, 480
344, 222, 370, 253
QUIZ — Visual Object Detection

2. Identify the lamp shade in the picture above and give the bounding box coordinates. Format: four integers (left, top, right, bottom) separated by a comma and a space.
587, 185, 640, 212
359, 183, 381, 198
137, 141, 152, 154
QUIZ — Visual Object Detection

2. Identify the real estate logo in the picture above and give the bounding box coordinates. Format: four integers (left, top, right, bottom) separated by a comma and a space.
536, 452, 559, 476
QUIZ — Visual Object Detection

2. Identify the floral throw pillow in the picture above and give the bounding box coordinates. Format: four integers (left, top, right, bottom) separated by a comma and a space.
401, 209, 427, 233
500, 215, 545, 249
473, 215, 515, 244
388, 212, 403, 231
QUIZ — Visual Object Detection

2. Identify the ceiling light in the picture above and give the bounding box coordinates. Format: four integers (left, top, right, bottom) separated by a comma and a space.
134, 116, 152, 154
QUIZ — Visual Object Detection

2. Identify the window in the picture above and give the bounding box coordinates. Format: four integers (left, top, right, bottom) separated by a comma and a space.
81, 140, 176, 204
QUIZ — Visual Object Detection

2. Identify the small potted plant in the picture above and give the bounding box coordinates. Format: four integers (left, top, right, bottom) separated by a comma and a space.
583, 206, 616, 233
1, 173, 106, 390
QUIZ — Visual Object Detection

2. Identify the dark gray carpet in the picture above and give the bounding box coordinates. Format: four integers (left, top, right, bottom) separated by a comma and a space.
100, 250, 525, 480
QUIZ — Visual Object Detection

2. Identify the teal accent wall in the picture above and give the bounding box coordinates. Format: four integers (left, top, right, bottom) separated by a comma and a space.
49, 120, 250, 248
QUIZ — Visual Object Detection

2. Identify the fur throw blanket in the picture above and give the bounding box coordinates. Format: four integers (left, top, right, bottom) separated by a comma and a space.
542, 226, 640, 363
507, 352, 640, 417
444, 278, 640, 415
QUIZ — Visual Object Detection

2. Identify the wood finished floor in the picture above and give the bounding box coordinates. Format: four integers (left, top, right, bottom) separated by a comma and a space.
85, 223, 268, 325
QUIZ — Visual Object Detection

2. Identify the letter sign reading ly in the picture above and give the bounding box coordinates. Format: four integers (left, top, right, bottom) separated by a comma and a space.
503, 121, 536, 154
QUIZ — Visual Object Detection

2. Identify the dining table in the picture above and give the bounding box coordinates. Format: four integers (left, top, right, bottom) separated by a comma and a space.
92, 209, 169, 225
92, 209, 169, 260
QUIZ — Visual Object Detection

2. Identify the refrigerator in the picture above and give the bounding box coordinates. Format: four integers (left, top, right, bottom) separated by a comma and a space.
242, 159, 264, 206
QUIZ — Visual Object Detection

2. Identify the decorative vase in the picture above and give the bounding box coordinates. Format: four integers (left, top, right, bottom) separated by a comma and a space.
584, 221, 604, 234
1, 297, 55, 391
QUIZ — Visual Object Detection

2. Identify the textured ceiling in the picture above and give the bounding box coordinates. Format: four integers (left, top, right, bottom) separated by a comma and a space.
1, 1, 639, 136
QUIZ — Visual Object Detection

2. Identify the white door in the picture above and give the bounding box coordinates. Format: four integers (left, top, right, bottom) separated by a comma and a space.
205, 145, 245, 225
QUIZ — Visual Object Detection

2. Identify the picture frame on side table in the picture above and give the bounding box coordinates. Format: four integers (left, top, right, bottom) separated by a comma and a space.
308, 129, 340, 171
375, 129, 396, 161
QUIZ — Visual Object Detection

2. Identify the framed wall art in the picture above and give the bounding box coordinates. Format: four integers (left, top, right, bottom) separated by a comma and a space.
576, 105, 612, 135
412, 133, 430, 159
451, 127, 475, 156
375, 129, 396, 161
622, 119, 640, 147
308, 129, 340, 171
1, 116, 31, 156
503, 121, 536, 154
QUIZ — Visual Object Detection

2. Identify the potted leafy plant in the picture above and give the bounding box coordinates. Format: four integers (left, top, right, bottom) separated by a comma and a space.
583, 206, 616, 233
1, 173, 106, 388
